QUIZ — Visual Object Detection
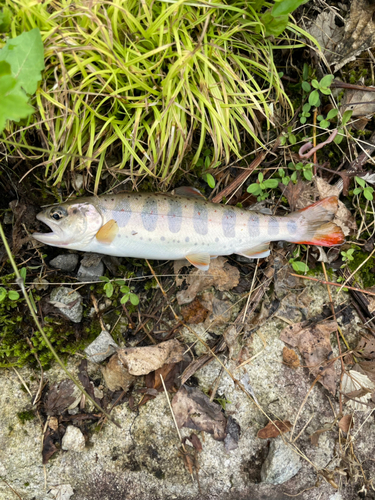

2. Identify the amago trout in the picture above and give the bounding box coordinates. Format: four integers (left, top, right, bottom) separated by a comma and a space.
33, 188, 345, 270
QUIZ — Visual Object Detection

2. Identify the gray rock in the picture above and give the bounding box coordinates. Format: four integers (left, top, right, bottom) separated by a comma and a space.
84, 330, 118, 363
81, 253, 103, 267
77, 261, 105, 282
62, 425, 85, 452
49, 287, 83, 323
261, 437, 302, 485
50, 253, 79, 272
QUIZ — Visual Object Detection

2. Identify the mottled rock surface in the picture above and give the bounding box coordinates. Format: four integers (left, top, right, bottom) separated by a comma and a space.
49, 287, 83, 323
84, 330, 118, 363
260, 437, 301, 484
49, 254, 79, 272
62, 425, 85, 452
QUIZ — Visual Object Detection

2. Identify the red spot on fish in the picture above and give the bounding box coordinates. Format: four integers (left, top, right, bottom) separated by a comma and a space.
120, 209, 124, 212
198, 212, 201, 216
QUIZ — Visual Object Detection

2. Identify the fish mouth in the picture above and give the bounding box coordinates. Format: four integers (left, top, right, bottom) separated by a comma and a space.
32, 213, 66, 245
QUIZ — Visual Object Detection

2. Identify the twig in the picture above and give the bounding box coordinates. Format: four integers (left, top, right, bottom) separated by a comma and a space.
289, 273, 375, 297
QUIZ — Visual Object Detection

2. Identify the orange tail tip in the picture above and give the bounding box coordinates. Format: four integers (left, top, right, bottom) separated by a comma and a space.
290, 196, 345, 247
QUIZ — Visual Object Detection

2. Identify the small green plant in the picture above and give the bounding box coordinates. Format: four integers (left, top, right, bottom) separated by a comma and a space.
289, 247, 309, 273
288, 161, 314, 181
100, 277, 139, 306
353, 176, 374, 201
197, 148, 220, 189
334, 110, 353, 145
0, 287, 19, 302
341, 248, 355, 265
0, 28, 44, 132
214, 396, 232, 410
260, 0, 309, 37
307, 74, 334, 107
279, 126, 297, 146
247, 172, 279, 201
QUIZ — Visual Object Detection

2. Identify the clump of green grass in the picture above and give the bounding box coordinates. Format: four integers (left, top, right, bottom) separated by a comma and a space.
2, 0, 309, 189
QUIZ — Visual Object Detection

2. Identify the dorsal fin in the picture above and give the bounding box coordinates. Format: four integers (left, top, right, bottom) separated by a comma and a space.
95, 219, 119, 244
173, 186, 206, 199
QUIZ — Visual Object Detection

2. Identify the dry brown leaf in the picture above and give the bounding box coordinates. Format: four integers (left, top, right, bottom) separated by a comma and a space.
180, 298, 209, 324
280, 320, 337, 394
44, 379, 76, 416
118, 339, 185, 376
186, 433, 203, 452
171, 385, 227, 441
282, 347, 300, 369
315, 178, 357, 236
139, 362, 183, 406
42, 428, 59, 464
257, 420, 292, 439
176, 257, 240, 305
101, 354, 136, 392
354, 336, 375, 359
280, 178, 305, 212
338, 415, 353, 433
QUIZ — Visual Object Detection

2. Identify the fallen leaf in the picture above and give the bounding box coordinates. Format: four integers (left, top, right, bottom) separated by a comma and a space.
280, 178, 305, 212
342, 370, 375, 410
307, 10, 342, 67
257, 420, 292, 439
176, 257, 240, 305
118, 339, 185, 376
185, 433, 203, 452
42, 427, 59, 464
78, 360, 101, 405
338, 415, 354, 433
139, 362, 184, 406
224, 416, 241, 452
354, 335, 375, 359
315, 178, 357, 236
280, 320, 337, 394
282, 347, 300, 369
101, 353, 135, 392
171, 385, 227, 441
44, 379, 76, 416
341, 86, 375, 128
180, 298, 209, 324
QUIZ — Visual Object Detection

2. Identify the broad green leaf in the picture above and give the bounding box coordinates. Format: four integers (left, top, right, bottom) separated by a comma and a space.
317, 115, 323, 121
364, 188, 374, 201
130, 293, 139, 306
261, 11, 289, 37
311, 80, 319, 89
355, 176, 366, 188
247, 183, 261, 194
104, 282, 114, 298
263, 178, 279, 188
203, 173, 215, 188
0, 28, 44, 95
0, 74, 34, 132
0, 60, 11, 77
304, 170, 313, 181
342, 110, 353, 126
302, 103, 311, 113
308, 90, 320, 107
327, 108, 338, 120
302, 81, 311, 92
120, 294, 130, 304
300, 116, 307, 124
319, 74, 334, 88
258, 172, 264, 182
353, 188, 362, 195
0, 287, 7, 301
292, 261, 309, 272
288, 134, 297, 145
320, 88, 332, 95
320, 120, 330, 128
20, 267, 27, 282
8, 290, 20, 301
272, 0, 309, 16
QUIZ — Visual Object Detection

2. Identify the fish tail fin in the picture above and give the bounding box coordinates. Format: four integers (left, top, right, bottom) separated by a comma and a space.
288, 196, 345, 246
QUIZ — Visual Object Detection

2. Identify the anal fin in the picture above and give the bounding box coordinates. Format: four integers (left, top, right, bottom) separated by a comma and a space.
95, 219, 119, 244
185, 252, 210, 271
237, 242, 270, 259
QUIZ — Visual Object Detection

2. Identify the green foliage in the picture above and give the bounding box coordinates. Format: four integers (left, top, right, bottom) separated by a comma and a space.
0, 7, 11, 33
341, 248, 355, 267
0, 28, 44, 132
261, 0, 309, 37
347, 250, 375, 288
17, 410, 35, 424
308, 74, 334, 107
288, 161, 313, 181
334, 110, 353, 145
0, 286, 19, 302
289, 247, 309, 273
247, 172, 279, 200
100, 276, 139, 306
3, 0, 311, 187
353, 176, 374, 201
198, 148, 220, 189
279, 126, 296, 145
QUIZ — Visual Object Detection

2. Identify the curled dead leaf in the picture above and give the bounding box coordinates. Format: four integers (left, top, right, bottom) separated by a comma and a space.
338, 415, 354, 433
171, 385, 227, 441
118, 339, 185, 376
101, 354, 136, 392
257, 420, 292, 439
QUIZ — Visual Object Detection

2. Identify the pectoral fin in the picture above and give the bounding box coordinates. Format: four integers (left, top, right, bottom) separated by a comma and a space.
185, 252, 210, 271
237, 243, 270, 259
95, 219, 119, 244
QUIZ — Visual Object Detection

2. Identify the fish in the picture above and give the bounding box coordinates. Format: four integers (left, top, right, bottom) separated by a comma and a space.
33, 187, 345, 271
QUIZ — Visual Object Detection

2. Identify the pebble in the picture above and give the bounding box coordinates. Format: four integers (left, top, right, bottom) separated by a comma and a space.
77, 261, 105, 282
49, 287, 83, 323
61, 425, 85, 452
49, 254, 79, 272
84, 330, 118, 363
261, 436, 302, 485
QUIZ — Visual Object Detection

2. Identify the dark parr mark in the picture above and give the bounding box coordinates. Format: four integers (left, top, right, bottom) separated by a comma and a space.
116, 198, 132, 228
222, 209, 236, 238
167, 199, 182, 233
185, 237, 189, 242
193, 202, 208, 235
268, 217, 279, 236
141, 198, 158, 232
287, 219, 298, 234
248, 215, 260, 239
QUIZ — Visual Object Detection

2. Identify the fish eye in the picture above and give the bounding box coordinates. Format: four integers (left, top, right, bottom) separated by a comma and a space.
50, 207, 67, 221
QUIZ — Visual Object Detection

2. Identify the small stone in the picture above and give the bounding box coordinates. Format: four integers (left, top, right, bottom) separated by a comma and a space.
61, 425, 85, 452
72, 173, 84, 191
84, 330, 118, 363
49, 287, 83, 323
77, 261, 105, 282
261, 436, 302, 485
81, 253, 103, 267
49, 253, 79, 272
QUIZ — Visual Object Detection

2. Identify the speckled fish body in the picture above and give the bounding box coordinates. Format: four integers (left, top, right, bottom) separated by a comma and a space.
33, 191, 345, 270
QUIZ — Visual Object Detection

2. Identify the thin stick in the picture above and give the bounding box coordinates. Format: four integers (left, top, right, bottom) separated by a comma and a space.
289, 273, 375, 297
12, 368, 32, 398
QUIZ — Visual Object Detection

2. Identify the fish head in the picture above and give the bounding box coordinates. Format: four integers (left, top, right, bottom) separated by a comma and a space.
33, 201, 103, 249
